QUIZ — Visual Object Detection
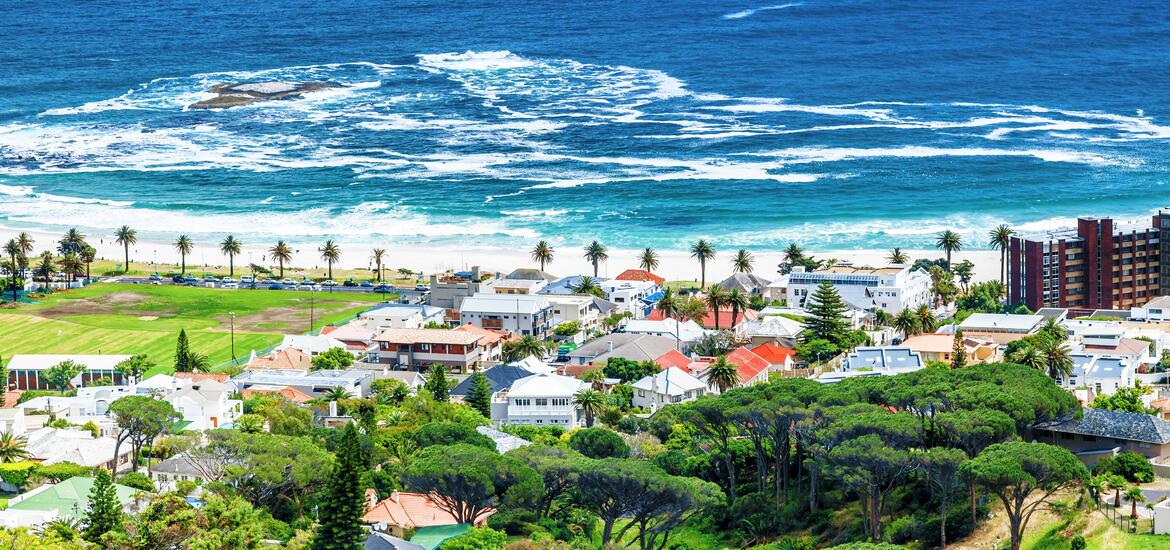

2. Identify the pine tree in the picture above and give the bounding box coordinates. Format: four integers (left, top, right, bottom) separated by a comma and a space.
174, 329, 191, 372
950, 327, 967, 369
83, 469, 123, 543
425, 365, 450, 402
801, 281, 851, 348
465, 372, 492, 418
312, 423, 368, 550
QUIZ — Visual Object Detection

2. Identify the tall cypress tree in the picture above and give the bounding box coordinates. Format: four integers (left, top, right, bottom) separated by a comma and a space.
174, 329, 190, 372
313, 423, 368, 550
425, 365, 450, 402
801, 281, 851, 348
951, 327, 967, 369
83, 469, 123, 544
465, 372, 492, 418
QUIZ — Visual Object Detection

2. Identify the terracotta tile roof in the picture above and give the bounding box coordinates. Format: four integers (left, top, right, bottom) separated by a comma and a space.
173, 372, 230, 383
3, 391, 22, 408
648, 307, 758, 329
247, 348, 312, 372
1084, 338, 1150, 358
726, 347, 770, 385
654, 349, 691, 371
558, 364, 604, 378
242, 386, 315, 404
615, 269, 665, 286
750, 343, 795, 365
453, 323, 508, 346
362, 491, 494, 528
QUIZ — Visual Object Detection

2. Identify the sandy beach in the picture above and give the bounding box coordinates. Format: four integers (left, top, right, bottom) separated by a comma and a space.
0, 225, 1002, 285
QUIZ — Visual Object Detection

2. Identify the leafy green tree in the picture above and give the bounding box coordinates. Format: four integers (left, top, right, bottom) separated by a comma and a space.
311, 347, 355, 371
114, 354, 154, 384
43, 360, 85, 395
174, 329, 191, 372
690, 239, 716, 288
254, 396, 313, 436
412, 422, 495, 450
109, 395, 181, 476
506, 445, 583, 520
568, 428, 630, 458
424, 364, 450, 402
82, 469, 123, 543
403, 444, 540, 524
235, 414, 265, 434
117, 471, 155, 492
441, 526, 507, 550
1094, 450, 1156, 483
917, 447, 967, 549
313, 423, 367, 550
530, 240, 554, 271
961, 442, 1088, 550
465, 372, 493, 418
601, 357, 658, 383
950, 328, 967, 369
1090, 385, 1154, 414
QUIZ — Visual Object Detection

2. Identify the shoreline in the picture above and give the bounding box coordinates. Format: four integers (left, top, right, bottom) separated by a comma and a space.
0, 224, 1002, 284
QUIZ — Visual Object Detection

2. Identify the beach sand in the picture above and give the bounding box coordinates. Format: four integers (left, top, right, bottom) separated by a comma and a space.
0, 225, 1002, 285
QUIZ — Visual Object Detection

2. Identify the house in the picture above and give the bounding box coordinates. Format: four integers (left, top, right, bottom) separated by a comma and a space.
718, 272, 772, 296
458, 293, 554, 338
1133, 296, 1170, 323
321, 323, 381, 359
741, 315, 804, 347
599, 279, 662, 318
1032, 408, 1170, 464
615, 269, 665, 287
540, 275, 605, 296
427, 267, 495, 309
819, 347, 925, 383
786, 264, 932, 315
0, 476, 140, 528
546, 294, 605, 334
0, 408, 26, 436
453, 324, 509, 363
493, 269, 554, 295
647, 306, 758, 332
373, 328, 488, 371
450, 363, 538, 399
364, 490, 493, 538
164, 379, 243, 430
957, 313, 1045, 344
721, 346, 771, 388
631, 367, 707, 410
653, 349, 693, 371
763, 275, 789, 302
7, 354, 131, 390
25, 427, 134, 471
566, 334, 679, 366
230, 369, 373, 398
277, 334, 347, 357
358, 303, 447, 330
495, 373, 587, 427
901, 334, 998, 364
242, 385, 316, 404
750, 343, 797, 371
150, 453, 210, 491
174, 372, 230, 384
246, 347, 313, 373
623, 319, 707, 345
1060, 354, 1136, 397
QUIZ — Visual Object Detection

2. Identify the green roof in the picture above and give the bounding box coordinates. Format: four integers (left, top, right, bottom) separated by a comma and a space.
8, 476, 140, 519
410, 524, 471, 550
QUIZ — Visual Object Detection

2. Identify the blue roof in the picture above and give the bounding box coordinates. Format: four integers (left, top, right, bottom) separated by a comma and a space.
540, 275, 604, 295
451, 364, 533, 396
845, 347, 923, 372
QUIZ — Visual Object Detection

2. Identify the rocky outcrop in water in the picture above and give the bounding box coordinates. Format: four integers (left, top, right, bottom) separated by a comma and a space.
189, 81, 341, 109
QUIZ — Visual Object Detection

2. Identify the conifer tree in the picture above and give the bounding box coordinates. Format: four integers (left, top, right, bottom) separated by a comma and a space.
951, 327, 967, 369
465, 372, 492, 418
801, 281, 851, 348
83, 469, 123, 543
174, 329, 191, 372
425, 365, 450, 402
312, 423, 368, 550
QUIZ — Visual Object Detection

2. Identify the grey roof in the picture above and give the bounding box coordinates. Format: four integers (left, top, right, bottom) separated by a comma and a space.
718, 272, 772, 294
450, 364, 532, 396
959, 313, 1044, 332
540, 275, 604, 296
151, 454, 203, 477
1143, 296, 1170, 309
567, 334, 678, 364
1034, 408, 1170, 445
844, 347, 924, 372
504, 268, 557, 282
365, 532, 425, 550
476, 426, 531, 453
1035, 308, 1069, 322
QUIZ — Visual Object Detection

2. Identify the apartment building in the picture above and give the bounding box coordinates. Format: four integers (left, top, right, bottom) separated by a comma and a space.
1008, 212, 1170, 311
459, 293, 554, 338
785, 263, 932, 315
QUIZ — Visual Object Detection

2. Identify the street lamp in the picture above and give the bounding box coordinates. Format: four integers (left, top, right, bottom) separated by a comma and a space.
229, 311, 236, 362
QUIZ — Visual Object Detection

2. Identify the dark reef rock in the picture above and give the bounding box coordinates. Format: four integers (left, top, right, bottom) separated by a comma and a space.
189, 81, 341, 109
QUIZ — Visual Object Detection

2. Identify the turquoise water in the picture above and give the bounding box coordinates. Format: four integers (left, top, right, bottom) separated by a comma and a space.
1, 0, 1169, 252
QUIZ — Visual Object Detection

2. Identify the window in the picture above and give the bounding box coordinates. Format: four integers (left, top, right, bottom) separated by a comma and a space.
535, 398, 548, 406
514, 398, 531, 406
552, 398, 569, 406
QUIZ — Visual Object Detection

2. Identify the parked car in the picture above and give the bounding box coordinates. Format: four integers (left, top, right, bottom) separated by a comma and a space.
240, 276, 254, 284
373, 284, 392, 293
262, 278, 278, 284
172, 275, 185, 283
203, 276, 220, 283
221, 277, 236, 284
281, 278, 296, 285
414, 284, 430, 291
268, 284, 284, 290
322, 280, 338, 287
359, 281, 374, 288
343, 280, 357, 287
149, 274, 162, 281
221, 283, 239, 289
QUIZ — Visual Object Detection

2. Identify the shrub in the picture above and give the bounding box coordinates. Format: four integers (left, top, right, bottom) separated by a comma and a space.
567, 428, 629, 458
118, 471, 155, 492
1094, 451, 1155, 483
37, 462, 92, 483
441, 526, 507, 550
0, 462, 39, 489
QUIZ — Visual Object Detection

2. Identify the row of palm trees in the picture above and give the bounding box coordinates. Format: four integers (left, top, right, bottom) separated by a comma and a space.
4, 231, 98, 299
530, 238, 753, 286
917, 225, 1015, 285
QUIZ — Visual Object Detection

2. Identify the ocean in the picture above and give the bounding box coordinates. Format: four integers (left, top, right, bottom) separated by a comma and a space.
2, 0, 1169, 255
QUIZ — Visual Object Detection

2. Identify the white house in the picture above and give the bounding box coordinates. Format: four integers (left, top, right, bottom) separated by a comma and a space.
230, 368, 373, 398
494, 373, 587, 427
623, 319, 707, 345
163, 379, 242, 430
25, 427, 134, 471
1060, 354, 1136, 397
786, 264, 931, 315
1132, 296, 1170, 323
357, 303, 447, 330
819, 347, 925, 383
599, 279, 661, 319
740, 314, 804, 347
459, 293, 554, 338
957, 313, 1045, 344
276, 334, 347, 357
546, 295, 605, 333
631, 367, 707, 411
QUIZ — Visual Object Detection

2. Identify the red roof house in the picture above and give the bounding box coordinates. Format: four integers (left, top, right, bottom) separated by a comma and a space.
654, 349, 692, 371
648, 307, 758, 330
724, 347, 771, 387
616, 269, 666, 287
750, 343, 797, 370
363, 490, 494, 538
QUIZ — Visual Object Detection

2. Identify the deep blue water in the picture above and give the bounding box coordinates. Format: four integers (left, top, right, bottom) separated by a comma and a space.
2, 0, 1169, 253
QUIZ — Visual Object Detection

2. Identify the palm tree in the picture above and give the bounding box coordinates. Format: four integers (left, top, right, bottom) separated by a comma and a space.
935, 230, 962, 269
506, 335, 545, 361
319, 240, 341, 280
219, 235, 242, 277
573, 389, 605, 428
16, 232, 34, 258
0, 432, 29, 463
57, 252, 82, 284
888, 248, 909, 264
571, 277, 604, 298
690, 240, 716, 288
732, 248, 754, 274
705, 356, 740, 393
35, 251, 54, 283
1107, 474, 1127, 508
80, 245, 96, 280
174, 235, 194, 275
269, 241, 293, 278
1125, 486, 1146, 519
679, 298, 707, 325
583, 241, 608, 278
1038, 338, 1074, 380
638, 247, 659, 272
893, 308, 920, 339
58, 228, 87, 255
1087, 476, 1105, 506
782, 242, 803, 264
988, 224, 1015, 286
4, 239, 20, 302
915, 304, 937, 333
726, 288, 748, 328
114, 225, 137, 274
531, 240, 554, 271
1009, 346, 1045, 372
656, 287, 681, 349
371, 248, 386, 282
580, 369, 607, 391
323, 386, 353, 402
705, 286, 727, 330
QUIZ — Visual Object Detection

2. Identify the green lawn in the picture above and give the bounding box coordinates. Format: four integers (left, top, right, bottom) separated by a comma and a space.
0, 283, 388, 373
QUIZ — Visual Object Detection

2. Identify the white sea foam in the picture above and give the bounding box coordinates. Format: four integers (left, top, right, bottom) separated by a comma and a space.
722, 3, 801, 20
417, 51, 536, 71
744, 145, 1127, 167
259, 196, 277, 204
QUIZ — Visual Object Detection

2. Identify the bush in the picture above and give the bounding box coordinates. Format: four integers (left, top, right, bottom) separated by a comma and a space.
411, 422, 495, 450
616, 415, 647, 435
441, 526, 507, 550
1094, 451, 1155, 483
0, 462, 39, 489
568, 428, 630, 458
36, 462, 92, 483
118, 471, 156, 492
487, 508, 537, 536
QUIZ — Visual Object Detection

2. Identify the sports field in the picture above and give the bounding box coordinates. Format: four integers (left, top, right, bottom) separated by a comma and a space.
0, 283, 387, 375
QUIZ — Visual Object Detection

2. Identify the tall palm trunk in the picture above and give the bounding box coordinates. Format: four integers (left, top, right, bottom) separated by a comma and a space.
123, 244, 130, 274
180, 252, 186, 275
228, 254, 234, 277
699, 260, 706, 288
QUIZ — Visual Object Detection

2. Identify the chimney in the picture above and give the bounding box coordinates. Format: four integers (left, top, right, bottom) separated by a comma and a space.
329, 400, 338, 417
390, 491, 400, 503
365, 488, 378, 511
